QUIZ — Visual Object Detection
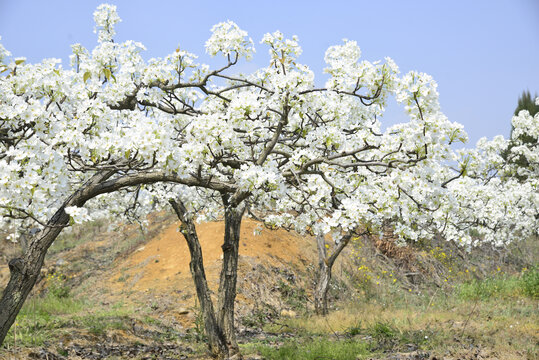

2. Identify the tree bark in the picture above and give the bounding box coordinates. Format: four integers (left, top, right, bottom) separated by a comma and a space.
0, 171, 115, 346
313, 233, 353, 316
169, 199, 230, 358
0, 227, 63, 344
314, 234, 331, 315
315, 261, 332, 315
216, 195, 245, 355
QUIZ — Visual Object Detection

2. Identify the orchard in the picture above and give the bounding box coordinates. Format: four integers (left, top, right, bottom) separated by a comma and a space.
0, 5, 537, 359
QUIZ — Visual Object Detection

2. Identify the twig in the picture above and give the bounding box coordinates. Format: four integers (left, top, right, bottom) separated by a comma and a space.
459, 298, 479, 339
324, 316, 341, 340
426, 288, 439, 311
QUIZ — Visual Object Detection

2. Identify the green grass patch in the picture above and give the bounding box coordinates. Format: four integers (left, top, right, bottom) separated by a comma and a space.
49, 219, 107, 255
457, 269, 539, 301
3, 294, 87, 347
255, 339, 370, 360
3, 293, 136, 348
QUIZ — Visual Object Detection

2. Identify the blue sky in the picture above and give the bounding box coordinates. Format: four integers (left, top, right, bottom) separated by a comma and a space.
1, 0, 537, 145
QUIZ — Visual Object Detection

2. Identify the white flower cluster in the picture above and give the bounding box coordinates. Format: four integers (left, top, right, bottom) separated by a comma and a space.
0, 4, 536, 253
65, 206, 92, 224
0, 36, 11, 64
93, 4, 121, 43
205, 21, 254, 60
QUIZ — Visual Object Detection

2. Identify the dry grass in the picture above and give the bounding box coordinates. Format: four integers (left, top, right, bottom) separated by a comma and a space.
266, 285, 538, 359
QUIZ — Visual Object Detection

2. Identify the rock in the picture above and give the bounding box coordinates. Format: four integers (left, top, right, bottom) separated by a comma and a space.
56, 259, 67, 267
177, 308, 190, 315
280, 309, 296, 317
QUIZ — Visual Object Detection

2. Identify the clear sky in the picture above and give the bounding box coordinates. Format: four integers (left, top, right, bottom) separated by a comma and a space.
1, 0, 538, 145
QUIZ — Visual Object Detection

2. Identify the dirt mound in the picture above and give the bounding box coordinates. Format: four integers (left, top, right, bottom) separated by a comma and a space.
106, 218, 318, 324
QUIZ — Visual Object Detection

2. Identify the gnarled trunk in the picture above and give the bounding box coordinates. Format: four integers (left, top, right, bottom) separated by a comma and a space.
313, 233, 353, 316
170, 197, 244, 359
217, 196, 245, 355
314, 259, 332, 315
169, 199, 230, 357
314, 234, 331, 315
0, 224, 64, 344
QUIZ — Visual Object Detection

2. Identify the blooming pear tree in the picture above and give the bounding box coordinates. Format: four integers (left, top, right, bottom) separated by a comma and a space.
245, 75, 539, 315
1, 4, 538, 359
0, 5, 254, 355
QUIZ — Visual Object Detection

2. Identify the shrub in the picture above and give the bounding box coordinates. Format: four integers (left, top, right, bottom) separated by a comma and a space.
520, 266, 539, 299
46, 271, 70, 298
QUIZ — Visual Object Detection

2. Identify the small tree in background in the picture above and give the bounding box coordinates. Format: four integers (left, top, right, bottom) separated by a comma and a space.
514, 90, 539, 117
505, 90, 538, 180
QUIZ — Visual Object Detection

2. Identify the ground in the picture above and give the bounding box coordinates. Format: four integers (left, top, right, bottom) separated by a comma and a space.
0, 212, 537, 359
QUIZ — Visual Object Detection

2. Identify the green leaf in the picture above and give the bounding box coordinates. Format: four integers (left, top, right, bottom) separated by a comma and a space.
83, 71, 91, 83
15, 59, 25, 65
103, 68, 111, 81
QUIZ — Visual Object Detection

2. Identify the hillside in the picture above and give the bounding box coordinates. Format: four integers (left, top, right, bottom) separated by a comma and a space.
104, 217, 321, 326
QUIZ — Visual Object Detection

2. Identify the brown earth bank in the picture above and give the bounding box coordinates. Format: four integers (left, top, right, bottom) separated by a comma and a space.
105, 217, 321, 326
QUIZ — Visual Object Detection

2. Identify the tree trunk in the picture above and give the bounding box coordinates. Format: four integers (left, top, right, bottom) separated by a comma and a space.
314, 234, 331, 315
315, 262, 332, 315
313, 233, 353, 316
0, 223, 65, 344
169, 199, 230, 358
216, 196, 245, 356
0, 171, 115, 346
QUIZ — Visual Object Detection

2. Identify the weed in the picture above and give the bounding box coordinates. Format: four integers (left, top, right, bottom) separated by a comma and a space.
186, 303, 206, 342
457, 269, 539, 301
45, 271, 71, 298
3, 294, 86, 347
367, 321, 399, 350
242, 304, 277, 328
49, 219, 106, 255
117, 273, 130, 282
75, 312, 131, 336
368, 321, 396, 340
2, 293, 136, 348
345, 320, 363, 336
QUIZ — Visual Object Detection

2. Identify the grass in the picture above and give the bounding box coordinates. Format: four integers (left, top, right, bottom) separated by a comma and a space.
262, 270, 538, 359
2, 292, 137, 348
7, 271, 536, 358
3, 216, 537, 359
49, 219, 108, 255
457, 266, 539, 300
252, 339, 370, 360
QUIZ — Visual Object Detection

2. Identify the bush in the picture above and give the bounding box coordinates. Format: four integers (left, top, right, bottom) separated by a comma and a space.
46, 271, 70, 298
520, 266, 539, 299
